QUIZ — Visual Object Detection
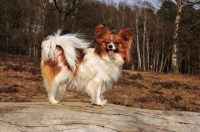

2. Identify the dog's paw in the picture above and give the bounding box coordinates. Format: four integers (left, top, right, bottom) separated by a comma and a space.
56, 99, 60, 102
96, 101, 106, 106
49, 99, 60, 104
102, 99, 108, 103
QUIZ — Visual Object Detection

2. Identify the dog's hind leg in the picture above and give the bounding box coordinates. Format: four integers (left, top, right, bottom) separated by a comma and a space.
48, 90, 59, 104
44, 79, 60, 104
47, 84, 60, 104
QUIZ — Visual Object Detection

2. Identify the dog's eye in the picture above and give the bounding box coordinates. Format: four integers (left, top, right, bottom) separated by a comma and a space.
114, 41, 119, 45
105, 41, 109, 44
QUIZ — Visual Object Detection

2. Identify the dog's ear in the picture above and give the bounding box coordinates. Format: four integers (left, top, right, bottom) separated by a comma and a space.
118, 28, 132, 42
95, 24, 110, 40
119, 28, 133, 63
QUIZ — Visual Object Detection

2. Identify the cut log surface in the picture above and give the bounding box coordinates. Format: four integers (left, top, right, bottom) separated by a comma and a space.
0, 102, 199, 132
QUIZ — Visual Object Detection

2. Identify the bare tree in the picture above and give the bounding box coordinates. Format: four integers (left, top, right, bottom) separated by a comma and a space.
38, 0, 48, 37
134, 6, 142, 70
141, 2, 152, 71
172, 0, 184, 74
172, 0, 200, 74
53, 0, 84, 33
142, 8, 147, 71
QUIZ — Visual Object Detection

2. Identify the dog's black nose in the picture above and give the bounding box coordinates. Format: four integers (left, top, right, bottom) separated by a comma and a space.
108, 45, 113, 49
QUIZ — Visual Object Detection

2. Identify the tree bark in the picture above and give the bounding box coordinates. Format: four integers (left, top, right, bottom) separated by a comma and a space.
159, 37, 165, 72
172, 0, 184, 74
146, 37, 150, 71
142, 9, 147, 71
135, 7, 142, 70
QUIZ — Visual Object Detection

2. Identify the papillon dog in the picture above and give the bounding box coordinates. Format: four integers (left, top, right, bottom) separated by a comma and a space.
41, 24, 132, 105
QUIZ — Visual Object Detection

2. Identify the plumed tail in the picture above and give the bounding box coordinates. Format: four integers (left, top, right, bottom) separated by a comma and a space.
41, 30, 90, 72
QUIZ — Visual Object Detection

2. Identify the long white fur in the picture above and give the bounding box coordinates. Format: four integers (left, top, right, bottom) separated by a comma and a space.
41, 31, 90, 72
41, 32, 125, 105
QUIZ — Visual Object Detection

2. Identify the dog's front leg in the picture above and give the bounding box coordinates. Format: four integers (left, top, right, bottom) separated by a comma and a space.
100, 84, 108, 103
86, 79, 106, 106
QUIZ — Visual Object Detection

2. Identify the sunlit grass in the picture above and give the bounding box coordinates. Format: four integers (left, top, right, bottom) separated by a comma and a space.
0, 53, 200, 112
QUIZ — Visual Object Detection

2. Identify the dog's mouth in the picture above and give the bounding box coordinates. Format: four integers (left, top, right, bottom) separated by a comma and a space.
107, 49, 117, 56
106, 43, 118, 56
108, 50, 114, 56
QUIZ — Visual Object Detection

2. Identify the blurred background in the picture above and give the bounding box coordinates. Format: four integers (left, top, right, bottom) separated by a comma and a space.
0, 0, 200, 74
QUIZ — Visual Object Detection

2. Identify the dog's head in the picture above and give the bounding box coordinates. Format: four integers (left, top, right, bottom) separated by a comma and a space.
94, 24, 133, 63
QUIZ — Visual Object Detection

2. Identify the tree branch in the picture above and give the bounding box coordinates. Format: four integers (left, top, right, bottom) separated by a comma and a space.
184, 0, 200, 5
53, 0, 62, 14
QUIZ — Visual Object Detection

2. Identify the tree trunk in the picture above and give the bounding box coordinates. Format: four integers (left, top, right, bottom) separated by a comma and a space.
187, 55, 190, 74
146, 38, 150, 71
162, 56, 168, 72
41, 0, 47, 38
60, 13, 67, 30
172, 0, 183, 74
53, 0, 81, 33
153, 54, 156, 71
135, 7, 142, 70
156, 52, 160, 72
159, 37, 165, 72
6, 21, 10, 53
142, 11, 147, 71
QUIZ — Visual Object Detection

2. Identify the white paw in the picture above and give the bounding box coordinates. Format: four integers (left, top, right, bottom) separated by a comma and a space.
56, 99, 60, 102
102, 99, 108, 103
48, 92, 60, 104
49, 99, 60, 104
96, 101, 106, 106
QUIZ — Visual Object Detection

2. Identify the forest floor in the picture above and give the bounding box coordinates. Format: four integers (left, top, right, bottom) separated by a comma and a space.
0, 53, 200, 112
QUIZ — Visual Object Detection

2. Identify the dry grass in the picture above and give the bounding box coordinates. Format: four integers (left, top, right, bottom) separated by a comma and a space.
0, 53, 200, 112
106, 71, 200, 112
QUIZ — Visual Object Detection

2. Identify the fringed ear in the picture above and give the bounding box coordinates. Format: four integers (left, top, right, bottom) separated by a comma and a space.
118, 28, 133, 42
95, 24, 110, 40
119, 28, 133, 63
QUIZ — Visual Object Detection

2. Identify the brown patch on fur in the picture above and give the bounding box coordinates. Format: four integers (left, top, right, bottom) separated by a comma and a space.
94, 43, 107, 58
73, 48, 87, 75
110, 36, 128, 62
42, 60, 61, 91
95, 24, 110, 40
56, 46, 87, 75
94, 24, 110, 58
118, 28, 133, 63
41, 45, 75, 90
76, 48, 86, 64
56, 45, 72, 72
